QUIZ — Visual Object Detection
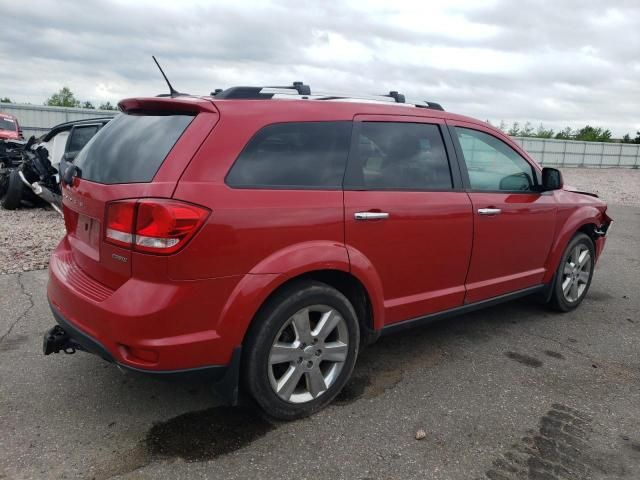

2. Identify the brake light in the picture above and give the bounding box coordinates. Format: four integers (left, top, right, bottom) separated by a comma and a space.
105, 199, 209, 254
105, 201, 135, 248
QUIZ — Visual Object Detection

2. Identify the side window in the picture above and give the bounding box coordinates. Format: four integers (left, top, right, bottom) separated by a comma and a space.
226, 122, 352, 189
346, 122, 453, 190
455, 127, 537, 191
67, 125, 100, 154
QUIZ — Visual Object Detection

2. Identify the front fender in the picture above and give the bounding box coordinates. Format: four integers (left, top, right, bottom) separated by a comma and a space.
542, 205, 603, 283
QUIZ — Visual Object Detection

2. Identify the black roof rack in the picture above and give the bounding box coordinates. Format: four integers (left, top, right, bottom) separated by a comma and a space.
211, 82, 444, 111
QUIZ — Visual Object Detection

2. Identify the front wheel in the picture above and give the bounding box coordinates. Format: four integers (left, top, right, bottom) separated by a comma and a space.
549, 233, 595, 312
243, 281, 360, 420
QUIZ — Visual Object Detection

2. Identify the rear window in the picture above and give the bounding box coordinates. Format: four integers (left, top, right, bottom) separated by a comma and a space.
67, 125, 100, 154
225, 121, 352, 189
74, 113, 193, 184
0, 117, 17, 131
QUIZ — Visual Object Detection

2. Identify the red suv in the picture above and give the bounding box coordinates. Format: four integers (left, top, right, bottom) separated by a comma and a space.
44, 84, 611, 419
0, 112, 22, 140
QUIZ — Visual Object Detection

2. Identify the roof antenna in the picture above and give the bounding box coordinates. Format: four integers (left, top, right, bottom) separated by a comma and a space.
152, 56, 183, 97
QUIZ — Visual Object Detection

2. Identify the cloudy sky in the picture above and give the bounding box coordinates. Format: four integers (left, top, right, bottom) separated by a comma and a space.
1, 0, 638, 136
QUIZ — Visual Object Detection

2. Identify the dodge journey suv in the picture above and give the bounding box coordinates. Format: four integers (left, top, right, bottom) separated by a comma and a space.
44, 83, 611, 419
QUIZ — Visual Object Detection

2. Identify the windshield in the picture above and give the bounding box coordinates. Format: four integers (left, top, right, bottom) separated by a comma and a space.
0, 117, 17, 131
74, 112, 194, 184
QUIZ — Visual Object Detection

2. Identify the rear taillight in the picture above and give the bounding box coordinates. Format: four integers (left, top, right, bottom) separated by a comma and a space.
105, 201, 136, 248
105, 199, 209, 254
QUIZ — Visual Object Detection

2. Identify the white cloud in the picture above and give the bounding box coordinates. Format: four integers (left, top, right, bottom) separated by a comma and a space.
0, 0, 638, 136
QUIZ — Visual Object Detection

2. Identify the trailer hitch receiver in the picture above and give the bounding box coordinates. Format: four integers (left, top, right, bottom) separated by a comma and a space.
43, 325, 84, 355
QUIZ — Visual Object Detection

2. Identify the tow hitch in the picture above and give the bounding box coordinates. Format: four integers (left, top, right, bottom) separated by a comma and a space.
43, 325, 85, 355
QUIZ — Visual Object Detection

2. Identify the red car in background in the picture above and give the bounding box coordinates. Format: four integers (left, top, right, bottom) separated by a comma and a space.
44, 83, 612, 419
0, 113, 22, 140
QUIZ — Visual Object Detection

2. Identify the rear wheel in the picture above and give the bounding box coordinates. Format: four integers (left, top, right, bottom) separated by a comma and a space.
1, 169, 23, 210
243, 281, 360, 420
549, 233, 595, 312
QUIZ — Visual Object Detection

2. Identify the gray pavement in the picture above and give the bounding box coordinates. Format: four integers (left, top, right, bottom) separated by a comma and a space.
0, 205, 639, 480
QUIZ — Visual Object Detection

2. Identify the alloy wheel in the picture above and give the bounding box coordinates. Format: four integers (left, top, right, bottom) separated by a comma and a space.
268, 305, 349, 404
561, 244, 592, 303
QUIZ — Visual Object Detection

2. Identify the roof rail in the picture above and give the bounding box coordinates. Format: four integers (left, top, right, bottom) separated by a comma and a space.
212, 82, 444, 111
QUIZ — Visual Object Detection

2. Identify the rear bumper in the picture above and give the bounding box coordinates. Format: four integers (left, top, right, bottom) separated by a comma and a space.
47, 239, 243, 371
47, 303, 241, 402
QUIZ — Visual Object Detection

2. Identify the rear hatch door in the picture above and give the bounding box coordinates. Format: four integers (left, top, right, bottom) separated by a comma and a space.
62, 98, 218, 290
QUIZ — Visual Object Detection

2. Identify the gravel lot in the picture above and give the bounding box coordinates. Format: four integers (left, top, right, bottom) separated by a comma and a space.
561, 168, 640, 207
0, 167, 638, 275
0, 208, 64, 275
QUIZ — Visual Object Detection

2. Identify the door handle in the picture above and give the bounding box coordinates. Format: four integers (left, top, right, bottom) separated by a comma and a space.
478, 208, 502, 216
354, 212, 390, 221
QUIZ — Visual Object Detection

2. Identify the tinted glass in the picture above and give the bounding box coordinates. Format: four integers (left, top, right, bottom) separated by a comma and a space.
455, 128, 536, 191
226, 122, 352, 188
0, 118, 17, 131
74, 113, 193, 184
346, 122, 452, 190
67, 125, 100, 153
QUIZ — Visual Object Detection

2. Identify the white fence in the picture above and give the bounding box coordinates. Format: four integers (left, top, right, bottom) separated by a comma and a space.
0, 103, 118, 139
512, 137, 640, 168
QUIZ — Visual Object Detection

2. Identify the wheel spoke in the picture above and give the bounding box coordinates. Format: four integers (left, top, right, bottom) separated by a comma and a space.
313, 309, 342, 341
570, 280, 579, 300
578, 249, 590, 268
269, 343, 300, 364
563, 263, 573, 275
292, 309, 313, 345
322, 342, 348, 362
306, 367, 327, 398
571, 246, 581, 265
562, 277, 572, 294
276, 365, 304, 400
578, 271, 590, 283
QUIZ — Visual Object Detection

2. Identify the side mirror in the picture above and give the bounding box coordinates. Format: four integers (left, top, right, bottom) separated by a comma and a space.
541, 167, 563, 191
499, 172, 532, 191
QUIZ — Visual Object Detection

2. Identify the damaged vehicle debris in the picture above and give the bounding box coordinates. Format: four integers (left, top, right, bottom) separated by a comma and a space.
0, 117, 111, 213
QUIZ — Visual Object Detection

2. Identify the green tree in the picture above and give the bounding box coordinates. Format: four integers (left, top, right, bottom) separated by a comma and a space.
574, 125, 612, 142
507, 122, 521, 136
0, 97, 11, 103
99, 101, 117, 111
555, 127, 574, 140
498, 120, 507, 132
621, 132, 640, 144
521, 122, 534, 137
535, 124, 554, 138
82, 101, 95, 109
46, 87, 81, 108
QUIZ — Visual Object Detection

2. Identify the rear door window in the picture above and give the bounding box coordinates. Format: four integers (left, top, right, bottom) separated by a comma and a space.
225, 121, 352, 189
345, 122, 453, 190
74, 113, 194, 184
67, 125, 100, 155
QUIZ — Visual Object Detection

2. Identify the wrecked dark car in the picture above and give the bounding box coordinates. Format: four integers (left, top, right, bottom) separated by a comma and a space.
0, 117, 111, 212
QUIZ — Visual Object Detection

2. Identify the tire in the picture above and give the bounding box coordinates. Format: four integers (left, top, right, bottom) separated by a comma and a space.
0, 171, 8, 200
243, 280, 360, 420
1, 169, 23, 210
549, 233, 595, 312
